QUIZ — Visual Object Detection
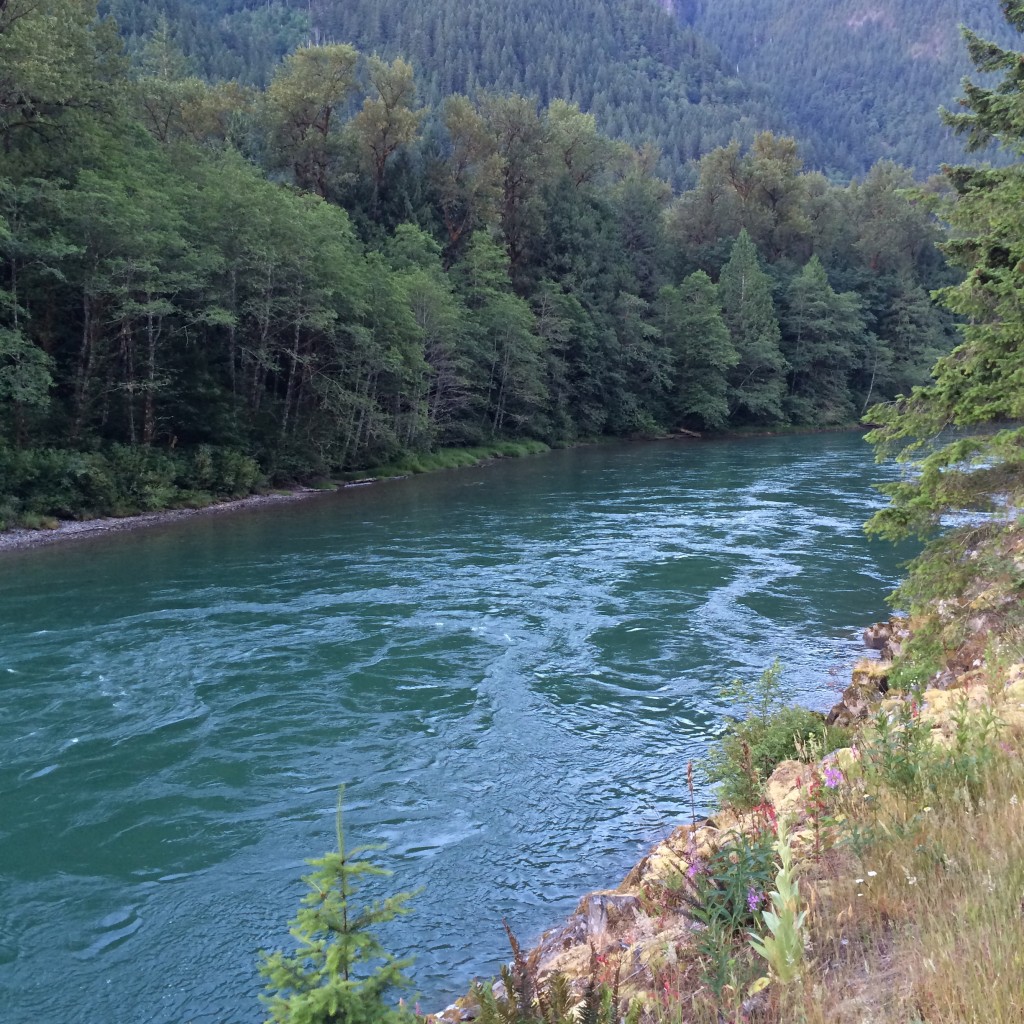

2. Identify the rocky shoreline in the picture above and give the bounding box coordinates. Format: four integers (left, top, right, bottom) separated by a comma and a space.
432, 611, 1024, 1022
0, 487, 332, 554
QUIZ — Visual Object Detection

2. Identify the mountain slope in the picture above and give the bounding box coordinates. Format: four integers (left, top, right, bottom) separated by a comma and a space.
104, 0, 790, 186
679, 0, 1017, 176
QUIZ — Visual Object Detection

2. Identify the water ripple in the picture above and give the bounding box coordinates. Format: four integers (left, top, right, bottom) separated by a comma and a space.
0, 434, 904, 1024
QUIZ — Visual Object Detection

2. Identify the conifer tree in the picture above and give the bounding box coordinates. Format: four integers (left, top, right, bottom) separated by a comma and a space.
718, 229, 787, 422
259, 790, 416, 1024
781, 256, 866, 424
866, 1, 1024, 584
656, 270, 737, 430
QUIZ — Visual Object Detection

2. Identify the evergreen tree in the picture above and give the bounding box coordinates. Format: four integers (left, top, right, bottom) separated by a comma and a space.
655, 270, 737, 430
781, 256, 867, 424
718, 229, 787, 422
259, 790, 416, 1024
866, 2, 1024, 572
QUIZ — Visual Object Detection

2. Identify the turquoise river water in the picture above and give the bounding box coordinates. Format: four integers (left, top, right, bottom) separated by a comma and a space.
0, 433, 903, 1023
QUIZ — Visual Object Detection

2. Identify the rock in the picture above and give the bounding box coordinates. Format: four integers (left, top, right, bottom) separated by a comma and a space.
879, 617, 910, 661
533, 890, 642, 974
765, 760, 808, 819
580, 891, 642, 940
966, 612, 1002, 637
863, 621, 892, 650
432, 998, 478, 1022
826, 659, 890, 726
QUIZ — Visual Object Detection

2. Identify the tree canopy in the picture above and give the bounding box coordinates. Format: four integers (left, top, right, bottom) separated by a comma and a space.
866, 1, 1024, 545
0, 0, 957, 528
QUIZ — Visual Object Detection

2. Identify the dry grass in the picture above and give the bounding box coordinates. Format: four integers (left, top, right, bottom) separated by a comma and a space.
796, 726, 1024, 1024
645, 642, 1024, 1024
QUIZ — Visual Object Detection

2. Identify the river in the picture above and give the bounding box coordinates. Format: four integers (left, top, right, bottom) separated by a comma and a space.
0, 433, 901, 1023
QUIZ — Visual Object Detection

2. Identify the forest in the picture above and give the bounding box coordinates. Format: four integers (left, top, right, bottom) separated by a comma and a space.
100, 0, 1018, 181
0, 0, 956, 527
683, 0, 1019, 176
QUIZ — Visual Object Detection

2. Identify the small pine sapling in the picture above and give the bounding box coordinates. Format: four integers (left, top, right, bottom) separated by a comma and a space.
259, 788, 416, 1024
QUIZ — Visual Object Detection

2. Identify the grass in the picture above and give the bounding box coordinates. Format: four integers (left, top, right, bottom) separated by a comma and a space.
639, 636, 1024, 1024
791, 708, 1024, 1023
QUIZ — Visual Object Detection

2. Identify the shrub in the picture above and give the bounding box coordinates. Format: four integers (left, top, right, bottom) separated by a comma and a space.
705, 661, 852, 808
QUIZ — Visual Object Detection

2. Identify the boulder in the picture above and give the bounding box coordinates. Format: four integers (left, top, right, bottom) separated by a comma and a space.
863, 621, 892, 651
765, 760, 809, 819
826, 659, 890, 727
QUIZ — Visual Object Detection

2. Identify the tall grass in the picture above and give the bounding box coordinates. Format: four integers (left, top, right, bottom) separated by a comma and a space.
645, 644, 1024, 1024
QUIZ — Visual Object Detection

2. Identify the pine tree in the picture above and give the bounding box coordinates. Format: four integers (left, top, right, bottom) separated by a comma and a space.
259, 790, 416, 1024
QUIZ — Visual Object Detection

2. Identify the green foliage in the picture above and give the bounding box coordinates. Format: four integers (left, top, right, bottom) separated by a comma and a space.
718, 230, 787, 423
682, 826, 777, 998
865, 4, 1024, 620
689, 0, 1019, 177
689, 828, 777, 938
0, 444, 262, 523
781, 256, 867, 425
748, 817, 806, 984
259, 789, 416, 1024
706, 661, 852, 808
858, 697, 1002, 813
0, 0, 957, 528
656, 270, 737, 430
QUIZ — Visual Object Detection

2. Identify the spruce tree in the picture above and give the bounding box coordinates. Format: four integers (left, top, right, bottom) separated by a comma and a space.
259, 790, 416, 1024
718, 229, 787, 422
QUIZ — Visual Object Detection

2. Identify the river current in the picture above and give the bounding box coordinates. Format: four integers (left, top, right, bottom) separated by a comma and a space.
0, 433, 901, 1023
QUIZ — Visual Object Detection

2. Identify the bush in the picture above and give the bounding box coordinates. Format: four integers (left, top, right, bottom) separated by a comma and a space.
0, 443, 265, 528
705, 661, 852, 809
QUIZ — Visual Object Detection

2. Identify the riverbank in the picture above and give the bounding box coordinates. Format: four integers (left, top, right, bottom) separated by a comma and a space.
0, 428, 869, 555
0, 487, 330, 553
432, 523, 1024, 1024
0, 439, 555, 554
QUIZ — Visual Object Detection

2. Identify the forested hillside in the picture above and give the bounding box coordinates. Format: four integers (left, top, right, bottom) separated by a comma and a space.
682, 0, 1016, 176
103, 0, 1017, 180
103, 0, 786, 187
0, 0, 955, 528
